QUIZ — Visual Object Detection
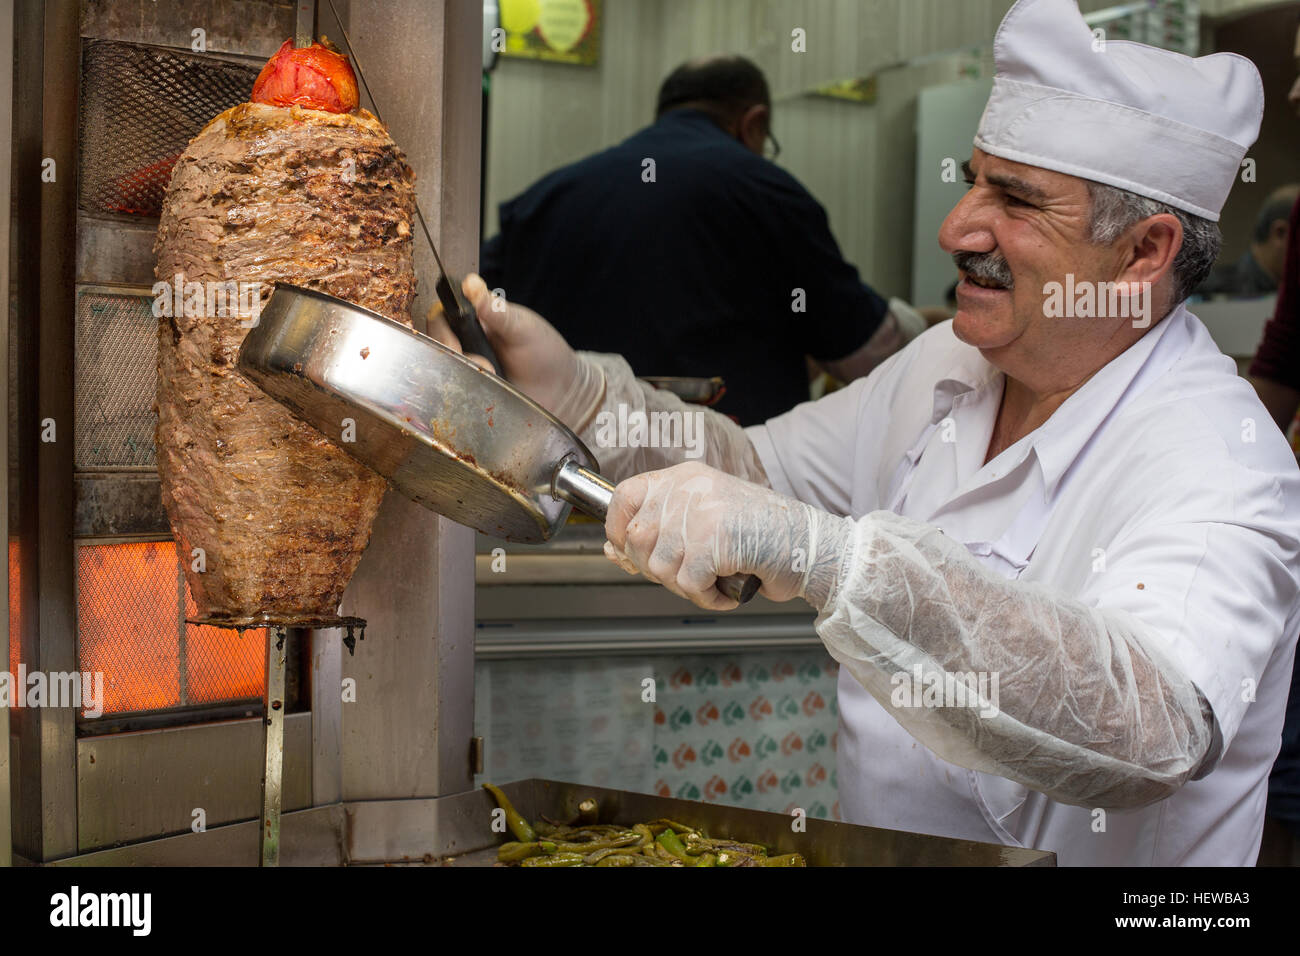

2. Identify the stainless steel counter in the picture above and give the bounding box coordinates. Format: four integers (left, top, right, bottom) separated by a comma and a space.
474, 520, 821, 656
435, 779, 1057, 867
39, 778, 1056, 866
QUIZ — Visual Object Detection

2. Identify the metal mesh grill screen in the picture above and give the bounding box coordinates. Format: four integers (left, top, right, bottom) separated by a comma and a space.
76, 541, 265, 718
184, 588, 265, 704
78, 541, 180, 714
75, 290, 158, 470
79, 40, 259, 218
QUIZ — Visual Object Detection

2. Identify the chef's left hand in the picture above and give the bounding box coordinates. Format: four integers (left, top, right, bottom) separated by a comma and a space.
603, 462, 813, 611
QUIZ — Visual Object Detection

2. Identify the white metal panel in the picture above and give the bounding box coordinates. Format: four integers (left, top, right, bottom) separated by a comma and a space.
336, 0, 480, 802
76, 714, 313, 852
911, 77, 993, 311
1189, 296, 1277, 359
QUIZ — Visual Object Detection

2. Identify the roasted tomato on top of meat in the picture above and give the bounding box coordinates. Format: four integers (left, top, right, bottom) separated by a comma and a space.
251, 38, 360, 113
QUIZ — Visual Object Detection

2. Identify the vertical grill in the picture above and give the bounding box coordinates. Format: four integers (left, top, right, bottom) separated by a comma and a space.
75, 541, 267, 720
74, 290, 156, 470
72, 40, 273, 726
8, 0, 478, 863
78, 41, 259, 218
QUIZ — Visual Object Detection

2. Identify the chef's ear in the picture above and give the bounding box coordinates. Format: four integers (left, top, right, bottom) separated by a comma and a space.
736, 103, 769, 156
1118, 212, 1181, 305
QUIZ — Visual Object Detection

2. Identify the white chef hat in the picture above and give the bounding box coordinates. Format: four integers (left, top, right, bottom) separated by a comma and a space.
974, 0, 1264, 221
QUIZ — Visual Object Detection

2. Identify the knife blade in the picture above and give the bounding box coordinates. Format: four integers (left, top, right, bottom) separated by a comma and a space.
322, 0, 503, 377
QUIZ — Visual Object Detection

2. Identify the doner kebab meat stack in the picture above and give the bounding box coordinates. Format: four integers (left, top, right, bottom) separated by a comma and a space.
154, 38, 416, 623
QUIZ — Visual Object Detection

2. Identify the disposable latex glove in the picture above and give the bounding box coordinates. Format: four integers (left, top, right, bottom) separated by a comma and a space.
815, 510, 1214, 808
426, 274, 604, 432
428, 282, 770, 485
603, 461, 851, 611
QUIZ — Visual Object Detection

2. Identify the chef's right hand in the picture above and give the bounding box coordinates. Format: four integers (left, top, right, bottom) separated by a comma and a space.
427, 274, 604, 431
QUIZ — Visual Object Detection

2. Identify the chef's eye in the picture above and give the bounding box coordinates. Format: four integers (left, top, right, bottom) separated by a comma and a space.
1005, 194, 1032, 208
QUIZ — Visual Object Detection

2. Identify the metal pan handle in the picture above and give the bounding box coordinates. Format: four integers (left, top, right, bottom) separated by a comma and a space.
551, 459, 762, 605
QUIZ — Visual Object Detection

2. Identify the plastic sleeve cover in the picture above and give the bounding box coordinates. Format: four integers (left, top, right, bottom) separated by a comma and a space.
808, 508, 1214, 810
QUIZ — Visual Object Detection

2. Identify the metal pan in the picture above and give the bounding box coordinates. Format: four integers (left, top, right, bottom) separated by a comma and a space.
237, 285, 761, 604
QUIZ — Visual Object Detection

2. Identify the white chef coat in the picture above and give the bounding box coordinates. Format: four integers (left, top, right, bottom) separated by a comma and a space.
747, 303, 1300, 865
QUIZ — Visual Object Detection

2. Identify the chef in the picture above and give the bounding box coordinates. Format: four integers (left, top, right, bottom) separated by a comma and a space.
433, 0, 1300, 865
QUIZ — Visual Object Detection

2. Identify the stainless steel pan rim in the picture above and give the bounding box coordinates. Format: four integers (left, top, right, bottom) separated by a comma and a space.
237, 283, 602, 543
264, 282, 588, 439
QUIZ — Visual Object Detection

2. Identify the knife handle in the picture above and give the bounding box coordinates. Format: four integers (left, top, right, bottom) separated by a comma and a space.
436, 274, 504, 378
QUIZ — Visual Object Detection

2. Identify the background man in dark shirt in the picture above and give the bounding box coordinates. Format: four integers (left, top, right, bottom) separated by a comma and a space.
480, 55, 925, 425
1198, 184, 1299, 297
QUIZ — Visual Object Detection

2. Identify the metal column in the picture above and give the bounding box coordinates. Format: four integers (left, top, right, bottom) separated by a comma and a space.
11, 0, 79, 863
335, 0, 480, 805
0, 0, 15, 869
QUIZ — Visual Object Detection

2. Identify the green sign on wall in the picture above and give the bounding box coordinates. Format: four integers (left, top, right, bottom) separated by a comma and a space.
499, 0, 603, 67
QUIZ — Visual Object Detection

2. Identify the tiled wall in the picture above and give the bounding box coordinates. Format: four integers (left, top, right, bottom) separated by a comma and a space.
474, 648, 842, 820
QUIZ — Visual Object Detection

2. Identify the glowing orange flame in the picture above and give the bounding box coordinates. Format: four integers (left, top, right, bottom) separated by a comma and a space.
75, 542, 265, 716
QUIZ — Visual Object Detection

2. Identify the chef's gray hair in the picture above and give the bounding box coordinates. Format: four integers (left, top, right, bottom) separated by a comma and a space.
1086, 181, 1220, 306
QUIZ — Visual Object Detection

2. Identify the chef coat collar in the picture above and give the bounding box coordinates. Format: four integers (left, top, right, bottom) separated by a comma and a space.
930, 368, 1000, 426
925, 305, 1188, 494
1031, 306, 1185, 494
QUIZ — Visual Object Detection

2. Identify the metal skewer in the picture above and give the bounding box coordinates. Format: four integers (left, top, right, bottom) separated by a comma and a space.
294, 1, 315, 49
260, 626, 288, 866
190, 611, 367, 864
276, 1, 314, 860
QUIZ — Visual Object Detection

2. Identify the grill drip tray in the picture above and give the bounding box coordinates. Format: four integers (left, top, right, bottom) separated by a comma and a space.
186, 615, 367, 654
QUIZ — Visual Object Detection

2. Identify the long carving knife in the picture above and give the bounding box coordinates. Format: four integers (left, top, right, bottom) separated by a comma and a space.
323, 0, 504, 377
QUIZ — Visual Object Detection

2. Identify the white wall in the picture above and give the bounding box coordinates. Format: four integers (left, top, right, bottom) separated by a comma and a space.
911, 76, 995, 309
484, 0, 1285, 302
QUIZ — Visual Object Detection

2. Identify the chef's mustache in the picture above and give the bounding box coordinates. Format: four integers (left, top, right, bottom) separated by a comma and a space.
954, 251, 1015, 290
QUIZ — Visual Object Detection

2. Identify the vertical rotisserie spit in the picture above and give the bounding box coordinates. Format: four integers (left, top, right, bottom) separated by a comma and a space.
153, 39, 416, 623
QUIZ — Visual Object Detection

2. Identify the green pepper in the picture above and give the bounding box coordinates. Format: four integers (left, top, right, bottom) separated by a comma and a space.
584, 846, 645, 865
651, 843, 678, 863
762, 852, 807, 867
655, 828, 691, 862
646, 818, 700, 836
694, 852, 718, 867
683, 833, 723, 855
497, 840, 555, 863
547, 833, 641, 854
709, 840, 770, 856
520, 852, 585, 867
482, 782, 537, 843
594, 853, 641, 867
